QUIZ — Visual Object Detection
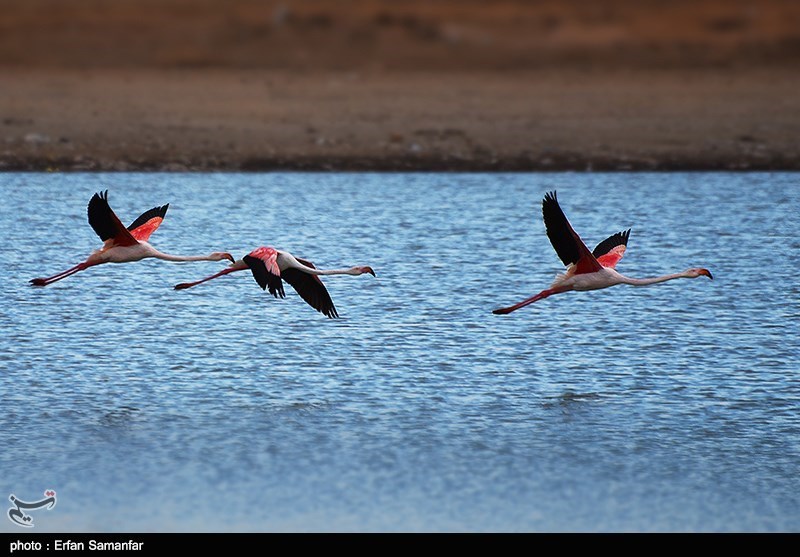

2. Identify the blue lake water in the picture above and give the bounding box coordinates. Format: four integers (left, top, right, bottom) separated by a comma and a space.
1, 172, 798, 532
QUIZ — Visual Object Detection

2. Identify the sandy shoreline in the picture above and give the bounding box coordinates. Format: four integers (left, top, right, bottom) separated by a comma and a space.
2, 68, 798, 172
2, 1, 799, 172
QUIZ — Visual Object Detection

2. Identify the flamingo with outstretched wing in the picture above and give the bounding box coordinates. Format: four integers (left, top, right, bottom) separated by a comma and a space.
174, 246, 375, 318
493, 191, 712, 314
30, 190, 233, 287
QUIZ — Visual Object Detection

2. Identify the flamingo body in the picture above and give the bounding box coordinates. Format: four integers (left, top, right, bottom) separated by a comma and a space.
492, 191, 712, 314
30, 191, 233, 287
93, 242, 173, 264
562, 267, 622, 291
175, 246, 375, 319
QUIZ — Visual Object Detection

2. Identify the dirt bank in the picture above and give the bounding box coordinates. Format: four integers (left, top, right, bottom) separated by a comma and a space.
1, 1, 798, 171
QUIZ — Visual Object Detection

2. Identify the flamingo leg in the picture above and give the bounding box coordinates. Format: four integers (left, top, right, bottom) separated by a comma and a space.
492, 287, 565, 315
30, 263, 88, 287
174, 266, 242, 290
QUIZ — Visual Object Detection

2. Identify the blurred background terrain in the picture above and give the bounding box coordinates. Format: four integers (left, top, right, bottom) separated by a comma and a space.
1, 0, 798, 170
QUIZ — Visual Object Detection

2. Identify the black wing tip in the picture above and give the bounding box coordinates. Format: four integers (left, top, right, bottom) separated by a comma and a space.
270, 283, 286, 298
127, 202, 170, 232
89, 189, 108, 204
149, 202, 169, 222
280, 268, 339, 319
542, 190, 563, 215
543, 190, 558, 206
592, 228, 633, 258
325, 303, 340, 319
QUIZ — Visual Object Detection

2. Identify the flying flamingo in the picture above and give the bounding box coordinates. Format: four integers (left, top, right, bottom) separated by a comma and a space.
492, 191, 712, 314
30, 190, 234, 287
174, 246, 376, 318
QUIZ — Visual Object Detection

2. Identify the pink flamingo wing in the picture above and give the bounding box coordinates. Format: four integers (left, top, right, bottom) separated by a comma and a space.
129, 218, 163, 241
592, 229, 631, 269
248, 246, 281, 276
128, 204, 169, 242
596, 245, 626, 269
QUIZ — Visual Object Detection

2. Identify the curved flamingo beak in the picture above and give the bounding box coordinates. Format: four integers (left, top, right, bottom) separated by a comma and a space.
363, 266, 376, 277
223, 253, 235, 263
700, 268, 713, 280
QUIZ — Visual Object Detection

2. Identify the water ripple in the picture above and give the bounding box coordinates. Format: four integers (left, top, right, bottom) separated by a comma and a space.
1, 172, 798, 532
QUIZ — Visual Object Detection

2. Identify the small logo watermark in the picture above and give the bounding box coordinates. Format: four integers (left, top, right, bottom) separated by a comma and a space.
7, 490, 56, 527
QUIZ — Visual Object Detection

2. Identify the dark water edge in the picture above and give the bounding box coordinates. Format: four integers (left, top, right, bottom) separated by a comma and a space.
3, 153, 800, 172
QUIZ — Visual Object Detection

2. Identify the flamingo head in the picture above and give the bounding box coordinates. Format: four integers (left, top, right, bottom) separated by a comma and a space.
687, 268, 713, 280
359, 266, 376, 277
211, 252, 235, 263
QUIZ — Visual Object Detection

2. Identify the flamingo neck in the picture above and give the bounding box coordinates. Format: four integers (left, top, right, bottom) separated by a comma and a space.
316, 267, 362, 276
287, 258, 362, 276
620, 271, 690, 286
151, 250, 220, 262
